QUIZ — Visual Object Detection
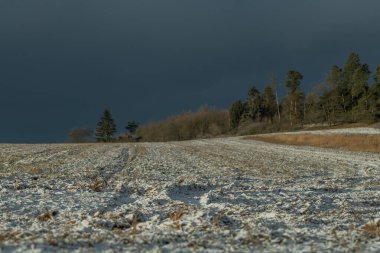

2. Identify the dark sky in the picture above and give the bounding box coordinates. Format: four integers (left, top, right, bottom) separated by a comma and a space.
1, 0, 380, 143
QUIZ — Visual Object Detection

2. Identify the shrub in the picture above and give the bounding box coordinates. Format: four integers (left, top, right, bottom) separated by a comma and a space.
137, 108, 229, 142
67, 128, 93, 143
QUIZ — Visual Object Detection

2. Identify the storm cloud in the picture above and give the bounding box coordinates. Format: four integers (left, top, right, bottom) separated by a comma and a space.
1, 0, 380, 142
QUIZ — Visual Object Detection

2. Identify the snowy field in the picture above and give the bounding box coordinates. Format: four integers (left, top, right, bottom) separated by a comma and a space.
1, 128, 380, 252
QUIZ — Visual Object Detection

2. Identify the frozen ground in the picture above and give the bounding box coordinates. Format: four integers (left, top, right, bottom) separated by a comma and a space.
1, 129, 380, 252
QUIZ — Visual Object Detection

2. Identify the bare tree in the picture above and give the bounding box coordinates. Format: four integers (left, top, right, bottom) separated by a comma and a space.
68, 128, 93, 143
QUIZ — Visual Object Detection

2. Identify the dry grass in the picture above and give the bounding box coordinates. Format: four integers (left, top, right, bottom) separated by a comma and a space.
360, 220, 380, 238
37, 212, 52, 222
89, 179, 107, 192
0, 230, 22, 243
212, 212, 222, 227
248, 134, 380, 154
169, 206, 186, 230
130, 214, 139, 235
37, 210, 58, 222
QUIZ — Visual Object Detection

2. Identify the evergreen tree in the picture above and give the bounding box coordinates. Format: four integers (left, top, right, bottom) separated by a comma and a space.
327, 65, 342, 89
351, 64, 370, 101
229, 100, 244, 129
374, 64, 380, 83
325, 66, 345, 122
351, 64, 371, 121
341, 52, 362, 109
245, 86, 262, 121
283, 70, 305, 126
95, 109, 117, 142
304, 93, 322, 124
342, 53, 361, 86
369, 65, 380, 119
262, 86, 277, 123
285, 70, 303, 93
319, 86, 339, 125
126, 121, 139, 136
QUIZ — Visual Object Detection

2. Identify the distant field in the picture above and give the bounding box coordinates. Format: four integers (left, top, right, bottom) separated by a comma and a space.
249, 133, 380, 154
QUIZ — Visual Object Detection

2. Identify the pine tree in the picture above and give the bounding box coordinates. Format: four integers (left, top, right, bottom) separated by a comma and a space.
285, 70, 303, 93
126, 121, 139, 136
283, 70, 305, 126
262, 86, 277, 123
319, 86, 338, 125
268, 73, 281, 122
369, 65, 380, 119
351, 64, 370, 102
245, 86, 262, 121
341, 52, 362, 109
342, 53, 361, 86
325, 66, 344, 122
351, 64, 371, 121
304, 93, 322, 124
95, 109, 117, 142
229, 100, 244, 129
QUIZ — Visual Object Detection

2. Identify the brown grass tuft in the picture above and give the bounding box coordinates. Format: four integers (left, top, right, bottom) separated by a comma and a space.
360, 220, 380, 237
212, 211, 223, 227
169, 206, 186, 230
130, 214, 139, 235
37, 212, 52, 222
89, 179, 107, 192
0, 230, 22, 242
248, 133, 380, 154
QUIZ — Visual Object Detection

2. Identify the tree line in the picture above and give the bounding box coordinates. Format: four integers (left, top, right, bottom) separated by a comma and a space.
68, 52, 380, 142
68, 108, 229, 143
68, 109, 139, 143
229, 52, 380, 131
